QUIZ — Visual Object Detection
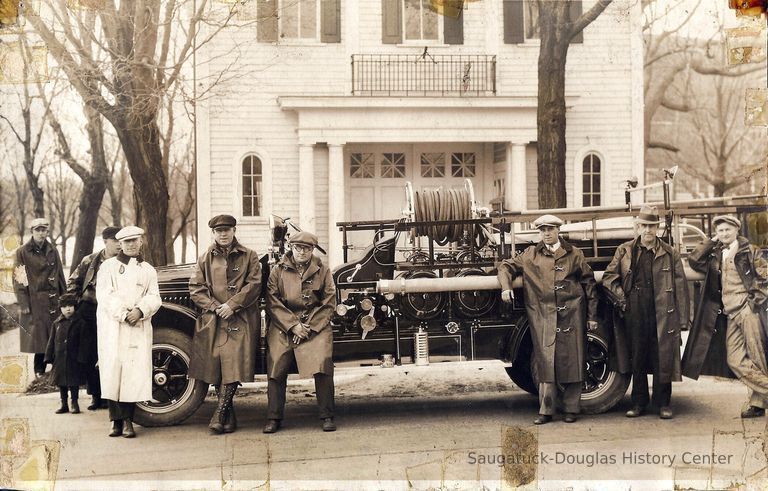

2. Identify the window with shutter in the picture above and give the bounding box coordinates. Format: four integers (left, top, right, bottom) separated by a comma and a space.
256, 0, 341, 43
503, 1, 584, 44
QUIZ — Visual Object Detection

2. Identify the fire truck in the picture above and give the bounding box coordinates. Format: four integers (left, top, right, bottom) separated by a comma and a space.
133, 178, 768, 427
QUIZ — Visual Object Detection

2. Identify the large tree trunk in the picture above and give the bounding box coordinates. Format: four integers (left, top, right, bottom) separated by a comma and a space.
114, 120, 169, 267
536, 2, 571, 209
69, 176, 106, 273
69, 107, 109, 273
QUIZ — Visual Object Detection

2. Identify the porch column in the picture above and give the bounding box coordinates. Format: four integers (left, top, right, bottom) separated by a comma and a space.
327, 143, 345, 267
505, 142, 528, 212
299, 143, 316, 233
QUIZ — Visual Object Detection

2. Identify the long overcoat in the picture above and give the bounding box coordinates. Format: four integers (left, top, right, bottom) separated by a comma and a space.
188, 240, 262, 384
44, 313, 87, 387
67, 249, 106, 365
602, 237, 689, 383
96, 255, 161, 402
13, 239, 66, 353
266, 252, 336, 379
682, 236, 768, 379
498, 240, 598, 384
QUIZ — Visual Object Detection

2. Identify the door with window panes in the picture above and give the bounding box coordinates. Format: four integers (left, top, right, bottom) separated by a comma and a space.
345, 144, 484, 261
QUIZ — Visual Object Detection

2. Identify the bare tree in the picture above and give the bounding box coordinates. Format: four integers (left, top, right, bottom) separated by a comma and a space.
0, 35, 55, 219
673, 73, 768, 197
44, 162, 81, 263
27, 0, 239, 265
643, 0, 766, 164
103, 140, 133, 228
535, 0, 614, 208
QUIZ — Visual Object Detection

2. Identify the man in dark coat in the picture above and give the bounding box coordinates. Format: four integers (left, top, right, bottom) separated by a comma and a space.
264, 231, 337, 433
683, 215, 768, 418
602, 205, 689, 419
45, 293, 87, 414
499, 214, 599, 425
13, 218, 67, 378
67, 226, 121, 410
189, 215, 262, 434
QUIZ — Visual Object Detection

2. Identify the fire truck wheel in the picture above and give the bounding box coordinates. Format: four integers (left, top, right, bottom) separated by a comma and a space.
504, 326, 538, 395
133, 328, 208, 427
529, 332, 630, 414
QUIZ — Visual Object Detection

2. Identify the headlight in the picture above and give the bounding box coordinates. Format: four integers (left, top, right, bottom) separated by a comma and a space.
360, 297, 374, 311
336, 304, 350, 316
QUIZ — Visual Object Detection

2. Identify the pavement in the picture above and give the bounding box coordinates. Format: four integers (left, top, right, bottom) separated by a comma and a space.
1, 327, 767, 490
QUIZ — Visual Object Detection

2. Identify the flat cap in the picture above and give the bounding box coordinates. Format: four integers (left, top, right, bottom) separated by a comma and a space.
29, 218, 49, 229
713, 215, 741, 229
115, 225, 145, 241
635, 204, 661, 225
208, 214, 237, 229
102, 226, 121, 240
289, 231, 318, 247
533, 214, 564, 229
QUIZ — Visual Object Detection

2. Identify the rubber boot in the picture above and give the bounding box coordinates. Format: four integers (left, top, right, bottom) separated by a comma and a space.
209, 385, 225, 434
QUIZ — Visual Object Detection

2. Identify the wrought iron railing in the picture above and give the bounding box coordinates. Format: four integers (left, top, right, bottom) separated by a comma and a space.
351, 54, 496, 96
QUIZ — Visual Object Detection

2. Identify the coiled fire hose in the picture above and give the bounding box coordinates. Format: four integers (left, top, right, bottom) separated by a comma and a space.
410, 186, 488, 248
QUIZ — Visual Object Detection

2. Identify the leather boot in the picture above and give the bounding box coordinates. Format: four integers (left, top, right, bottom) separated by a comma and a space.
109, 420, 123, 437
122, 419, 136, 438
88, 396, 104, 411
222, 402, 237, 433
70, 399, 81, 414
209, 385, 225, 434
55, 399, 68, 414
218, 383, 238, 433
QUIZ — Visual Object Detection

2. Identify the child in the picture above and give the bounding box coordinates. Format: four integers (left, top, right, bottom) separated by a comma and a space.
45, 293, 86, 414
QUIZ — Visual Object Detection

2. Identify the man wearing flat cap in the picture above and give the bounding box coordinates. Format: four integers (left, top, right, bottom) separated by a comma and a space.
265, 230, 337, 433
66, 226, 122, 410
683, 215, 768, 419
96, 226, 161, 438
13, 217, 66, 378
603, 204, 689, 419
188, 215, 262, 434
498, 214, 599, 424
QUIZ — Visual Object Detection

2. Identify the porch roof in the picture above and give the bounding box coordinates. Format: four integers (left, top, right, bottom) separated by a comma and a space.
278, 96, 579, 145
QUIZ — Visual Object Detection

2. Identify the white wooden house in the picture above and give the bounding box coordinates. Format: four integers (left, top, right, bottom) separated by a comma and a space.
195, 0, 644, 265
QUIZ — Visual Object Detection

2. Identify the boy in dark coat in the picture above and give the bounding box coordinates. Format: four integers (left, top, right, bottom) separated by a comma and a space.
45, 293, 87, 414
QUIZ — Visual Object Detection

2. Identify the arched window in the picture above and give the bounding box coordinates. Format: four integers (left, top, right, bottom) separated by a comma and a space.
582, 153, 601, 207
242, 155, 262, 216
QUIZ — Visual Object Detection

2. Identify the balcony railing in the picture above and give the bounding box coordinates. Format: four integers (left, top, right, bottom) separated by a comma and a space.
351, 54, 496, 97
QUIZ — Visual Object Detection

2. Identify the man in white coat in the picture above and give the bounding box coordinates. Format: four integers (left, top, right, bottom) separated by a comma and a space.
96, 226, 161, 438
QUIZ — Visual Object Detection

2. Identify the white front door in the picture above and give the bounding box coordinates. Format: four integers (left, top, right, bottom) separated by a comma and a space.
344, 143, 486, 261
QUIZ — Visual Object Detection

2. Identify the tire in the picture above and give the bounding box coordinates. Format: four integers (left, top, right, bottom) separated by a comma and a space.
133, 328, 208, 427
528, 332, 630, 415
579, 332, 630, 414
504, 323, 538, 395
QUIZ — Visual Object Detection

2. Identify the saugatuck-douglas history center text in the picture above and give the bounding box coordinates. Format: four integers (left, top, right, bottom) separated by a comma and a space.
467, 451, 735, 468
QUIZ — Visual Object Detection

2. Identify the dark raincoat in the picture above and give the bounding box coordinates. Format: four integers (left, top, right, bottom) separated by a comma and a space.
13, 239, 66, 353
498, 240, 598, 384
188, 240, 262, 384
602, 237, 689, 383
682, 236, 768, 379
44, 313, 87, 387
266, 252, 336, 379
